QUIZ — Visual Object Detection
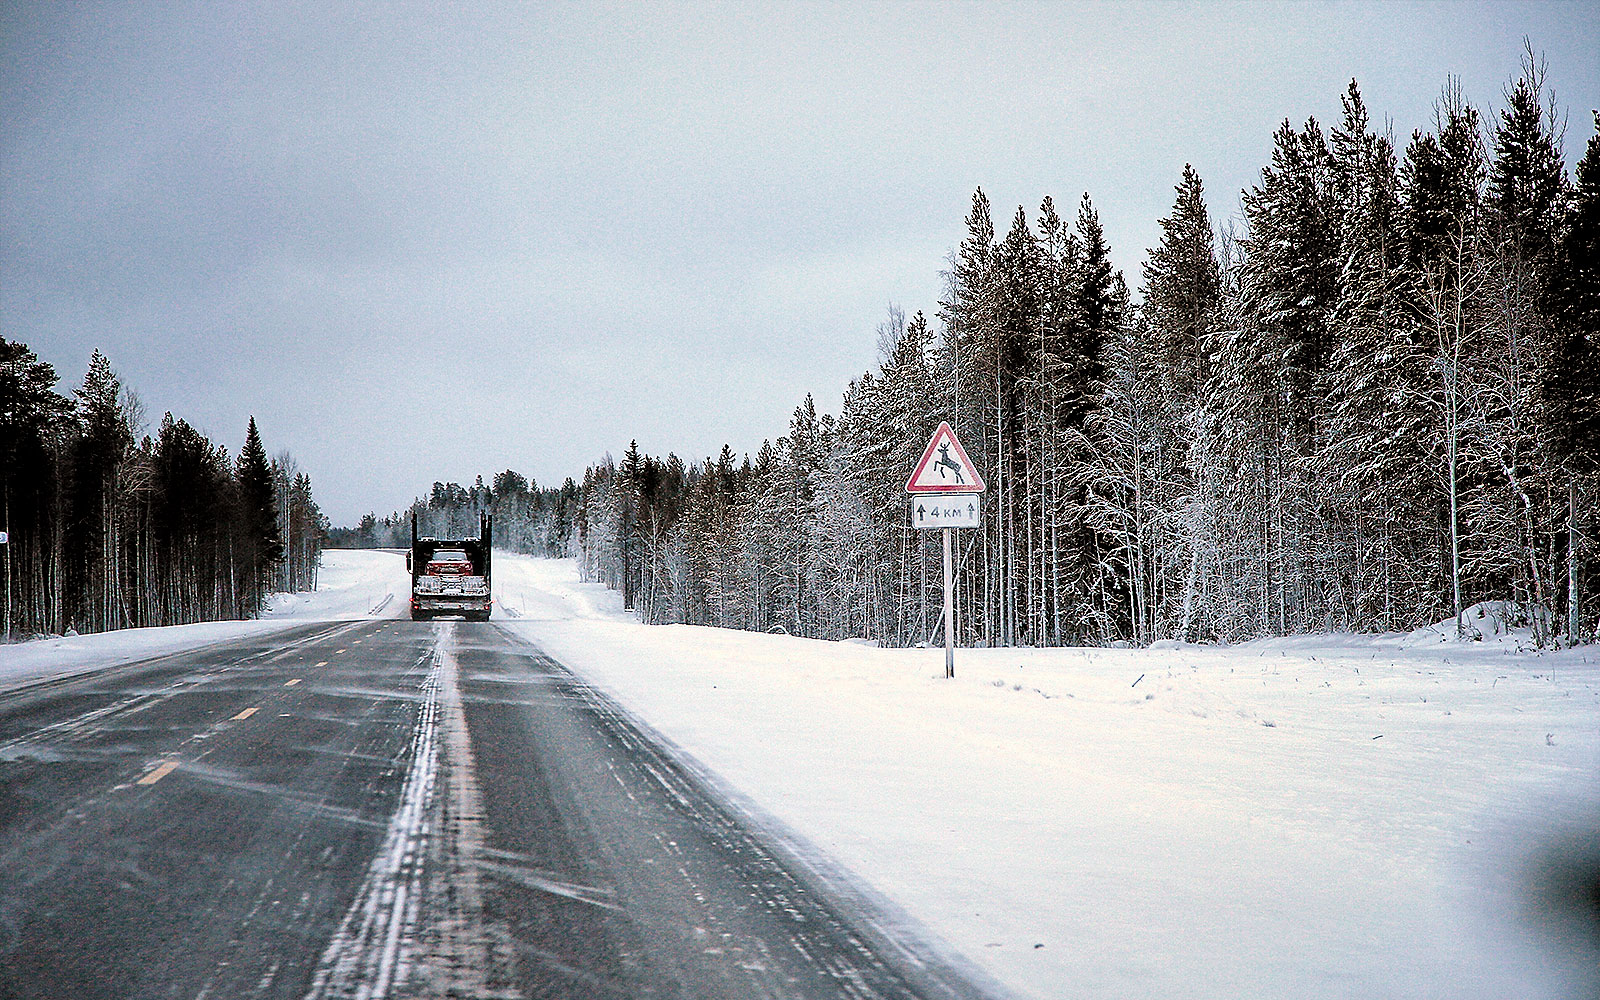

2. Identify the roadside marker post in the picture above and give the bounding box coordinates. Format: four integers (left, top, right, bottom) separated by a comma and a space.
1, 527, 8, 641
906, 422, 984, 678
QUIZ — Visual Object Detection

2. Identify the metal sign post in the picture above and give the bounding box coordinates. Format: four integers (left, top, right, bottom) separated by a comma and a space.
941, 527, 954, 678
906, 422, 984, 679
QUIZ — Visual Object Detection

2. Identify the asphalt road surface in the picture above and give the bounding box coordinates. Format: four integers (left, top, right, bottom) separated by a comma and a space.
0, 620, 995, 1000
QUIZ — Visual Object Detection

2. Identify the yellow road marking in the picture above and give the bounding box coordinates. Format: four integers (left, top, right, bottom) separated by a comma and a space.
137, 761, 180, 786
231, 707, 259, 721
314, 661, 328, 668
285, 678, 301, 687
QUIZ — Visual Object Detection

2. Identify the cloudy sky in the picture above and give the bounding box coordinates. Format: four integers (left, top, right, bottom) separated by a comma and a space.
4, 1, 1597, 525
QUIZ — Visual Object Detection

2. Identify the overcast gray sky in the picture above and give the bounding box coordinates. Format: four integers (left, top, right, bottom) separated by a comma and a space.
5, 1, 1597, 525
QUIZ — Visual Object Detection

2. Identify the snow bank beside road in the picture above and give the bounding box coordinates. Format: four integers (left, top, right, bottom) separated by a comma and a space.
262, 548, 409, 621
1, 549, 409, 692
0, 618, 304, 694
495, 554, 1600, 1000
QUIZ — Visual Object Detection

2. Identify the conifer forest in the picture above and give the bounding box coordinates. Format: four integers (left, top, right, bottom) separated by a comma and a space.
14, 56, 1596, 652
573, 63, 1598, 648
0, 345, 326, 638
331, 473, 580, 559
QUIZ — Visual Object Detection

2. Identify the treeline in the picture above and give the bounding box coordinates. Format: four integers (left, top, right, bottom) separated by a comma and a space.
0, 342, 325, 639
578, 57, 1598, 648
332, 473, 580, 556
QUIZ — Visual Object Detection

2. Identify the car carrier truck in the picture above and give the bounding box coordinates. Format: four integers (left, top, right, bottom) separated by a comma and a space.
409, 512, 492, 621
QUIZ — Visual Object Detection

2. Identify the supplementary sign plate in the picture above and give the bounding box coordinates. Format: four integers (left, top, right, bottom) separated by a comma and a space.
911, 495, 980, 529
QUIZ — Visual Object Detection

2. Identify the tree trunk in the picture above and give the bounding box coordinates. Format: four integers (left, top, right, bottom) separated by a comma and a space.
1569, 477, 1580, 646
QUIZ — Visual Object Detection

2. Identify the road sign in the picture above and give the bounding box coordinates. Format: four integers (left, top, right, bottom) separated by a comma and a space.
0, 531, 8, 544
911, 495, 980, 529
905, 422, 985, 494
904, 423, 981, 680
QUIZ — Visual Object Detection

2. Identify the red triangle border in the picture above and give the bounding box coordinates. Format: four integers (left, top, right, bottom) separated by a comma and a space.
905, 421, 986, 494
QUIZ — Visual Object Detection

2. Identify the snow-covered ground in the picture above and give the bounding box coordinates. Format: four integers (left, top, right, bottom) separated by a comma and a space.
493, 554, 1600, 1000
0, 549, 409, 692
4, 550, 1593, 997
260, 547, 410, 621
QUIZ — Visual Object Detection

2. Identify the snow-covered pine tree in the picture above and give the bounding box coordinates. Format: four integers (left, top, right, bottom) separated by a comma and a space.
1462, 48, 1573, 644
884, 311, 943, 645
1140, 165, 1224, 640
236, 417, 283, 617
1232, 116, 1342, 635
1144, 166, 1222, 407
1071, 195, 1116, 417
67, 351, 134, 632
1080, 308, 1171, 644
286, 471, 323, 592
1320, 81, 1445, 631
1054, 196, 1120, 641
0, 338, 72, 637
489, 469, 530, 552
1401, 81, 1489, 638
768, 395, 822, 635
1544, 113, 1600, 642
989, 206, 1045, 645
619, 440, 644, 610
1032, 196, 1083, 643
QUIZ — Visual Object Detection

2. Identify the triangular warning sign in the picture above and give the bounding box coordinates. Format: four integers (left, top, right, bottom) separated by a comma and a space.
905, 422, 985, 494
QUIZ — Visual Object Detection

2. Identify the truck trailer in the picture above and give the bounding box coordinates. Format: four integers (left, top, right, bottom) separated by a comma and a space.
409, 512, 492, 621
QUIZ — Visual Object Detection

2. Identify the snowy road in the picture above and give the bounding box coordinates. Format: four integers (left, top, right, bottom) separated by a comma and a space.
0, 617, 994, 1000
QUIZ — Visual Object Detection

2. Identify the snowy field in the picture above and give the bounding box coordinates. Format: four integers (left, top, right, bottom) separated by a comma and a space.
3, 550, 1594, 997
492, 554, 1599, 1000
259, 547, 411, 622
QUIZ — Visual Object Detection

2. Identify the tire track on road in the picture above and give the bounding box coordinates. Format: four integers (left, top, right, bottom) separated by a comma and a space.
303, 621, 521, 1000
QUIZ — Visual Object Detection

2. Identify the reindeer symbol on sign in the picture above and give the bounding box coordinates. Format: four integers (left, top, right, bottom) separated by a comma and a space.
933, 443, 965, 485
906, 421, 985, 496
